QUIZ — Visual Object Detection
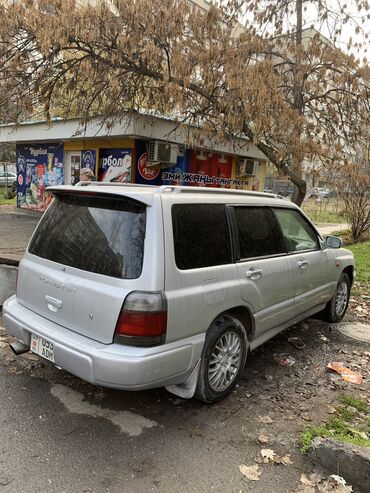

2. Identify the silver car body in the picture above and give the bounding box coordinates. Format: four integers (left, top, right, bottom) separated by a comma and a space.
0, 171, 16, 187
3, 184, 355, 397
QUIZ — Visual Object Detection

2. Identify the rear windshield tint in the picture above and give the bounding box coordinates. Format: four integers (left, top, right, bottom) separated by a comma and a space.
29, 193, 146, 279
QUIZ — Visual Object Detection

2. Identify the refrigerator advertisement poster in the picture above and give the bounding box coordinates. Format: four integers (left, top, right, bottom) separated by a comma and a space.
16, 143, 64, 212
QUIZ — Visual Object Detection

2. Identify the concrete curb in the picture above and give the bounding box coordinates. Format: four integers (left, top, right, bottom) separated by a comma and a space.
308, 437, 370, 492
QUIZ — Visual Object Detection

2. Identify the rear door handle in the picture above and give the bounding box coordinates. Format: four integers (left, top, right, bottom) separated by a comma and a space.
246, 269, 263, 280
45, 295, 63, 312
298, 260, 308, 269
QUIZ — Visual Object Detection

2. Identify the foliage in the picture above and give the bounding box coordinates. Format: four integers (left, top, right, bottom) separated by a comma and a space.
0, 188, 16, 205
329, 150, 370, 242
346, 241, 370, 296
300, 394, 370, 454
0, 1, 368, 206
301, 198, 346, 224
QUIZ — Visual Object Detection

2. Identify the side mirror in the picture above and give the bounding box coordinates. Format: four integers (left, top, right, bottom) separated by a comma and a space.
325, 236, 343, 249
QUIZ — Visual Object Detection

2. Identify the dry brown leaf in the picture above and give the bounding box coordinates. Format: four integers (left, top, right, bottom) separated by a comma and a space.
274, 454, 293, 465
261, 448, 275, 460
257, 415, 273, 424
258, 433, 270, 444
300, 473, 315, 486
239, 464, 261, 481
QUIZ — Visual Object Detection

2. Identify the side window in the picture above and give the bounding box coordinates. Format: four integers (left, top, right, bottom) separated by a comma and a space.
234, 206, 285, 259
172, 204, 232, 270
274, 208, 319, 252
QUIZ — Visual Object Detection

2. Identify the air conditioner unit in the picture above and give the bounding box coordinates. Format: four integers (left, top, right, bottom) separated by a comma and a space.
236, 158, 258, 176
147, 141, 178, 165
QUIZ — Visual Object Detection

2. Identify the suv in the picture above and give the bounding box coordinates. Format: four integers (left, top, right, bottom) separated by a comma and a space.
3, 184, 355, 403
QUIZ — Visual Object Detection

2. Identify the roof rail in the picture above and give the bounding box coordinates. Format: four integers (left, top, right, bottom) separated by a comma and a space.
74, 182, 287, 200
156, 185, 285, 199
75, 181, 157, 188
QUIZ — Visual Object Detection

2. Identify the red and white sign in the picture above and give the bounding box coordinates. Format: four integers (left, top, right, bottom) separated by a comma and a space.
138, 152, 160, 181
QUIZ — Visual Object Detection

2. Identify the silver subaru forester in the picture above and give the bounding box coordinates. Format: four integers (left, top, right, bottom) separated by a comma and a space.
3, 184, 355, 402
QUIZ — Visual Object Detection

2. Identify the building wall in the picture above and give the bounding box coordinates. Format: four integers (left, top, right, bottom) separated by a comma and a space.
15, 138, 267, 211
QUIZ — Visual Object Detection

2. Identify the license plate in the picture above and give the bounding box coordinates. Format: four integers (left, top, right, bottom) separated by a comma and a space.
30, 334, 55, 363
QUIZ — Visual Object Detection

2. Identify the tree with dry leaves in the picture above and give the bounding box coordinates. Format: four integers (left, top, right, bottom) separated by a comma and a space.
0, 0, 368, 205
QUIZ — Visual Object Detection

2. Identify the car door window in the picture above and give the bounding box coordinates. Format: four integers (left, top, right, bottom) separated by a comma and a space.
274, 208, 319, 253
233, 206, 286, 259
172, 204, 232, 270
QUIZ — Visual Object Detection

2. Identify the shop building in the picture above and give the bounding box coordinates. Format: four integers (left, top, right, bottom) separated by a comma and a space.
0, 113, 268, 212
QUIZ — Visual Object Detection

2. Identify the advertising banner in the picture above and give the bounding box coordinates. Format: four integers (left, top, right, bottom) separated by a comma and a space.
16, 143, 64, 212
98, 148, 132, 182
81, 150, 96, 173
135, 140, 189, 185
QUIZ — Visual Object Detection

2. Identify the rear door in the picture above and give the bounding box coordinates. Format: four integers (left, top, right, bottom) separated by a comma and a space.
233, 206, 295, 340
17, 192, 147, 343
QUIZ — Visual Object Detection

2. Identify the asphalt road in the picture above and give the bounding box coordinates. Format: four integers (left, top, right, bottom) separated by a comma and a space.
1, 311, 369, 493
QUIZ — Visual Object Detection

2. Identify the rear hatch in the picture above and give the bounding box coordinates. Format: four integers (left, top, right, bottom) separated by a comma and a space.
16, 190, 147, 344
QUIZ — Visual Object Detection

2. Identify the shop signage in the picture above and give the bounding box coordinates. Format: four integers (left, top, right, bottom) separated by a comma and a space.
16, 143, 64, 212
162, 171, 249, 187
99, 148, 132, 182
138, 152, 160, 181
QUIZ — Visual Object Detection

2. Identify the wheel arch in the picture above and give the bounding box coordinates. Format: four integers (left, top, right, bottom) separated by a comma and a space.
208, 305, 254, 342
342, 266, 354, 287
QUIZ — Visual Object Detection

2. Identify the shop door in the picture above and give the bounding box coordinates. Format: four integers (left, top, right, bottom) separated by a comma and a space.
65, 152, 81, 185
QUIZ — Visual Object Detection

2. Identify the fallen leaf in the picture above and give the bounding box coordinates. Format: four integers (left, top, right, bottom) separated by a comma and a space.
239, 464, 261, 481
300, 474, 315, 486
258, 433, 269, 444
273, 454, 293, 465
330, 475, 347, 486
258, 415, 273, 424
327, 405, 337, 414
260, 448, 275, 463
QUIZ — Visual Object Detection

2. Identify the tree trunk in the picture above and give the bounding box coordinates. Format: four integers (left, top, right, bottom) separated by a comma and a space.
242, 124, 307, 206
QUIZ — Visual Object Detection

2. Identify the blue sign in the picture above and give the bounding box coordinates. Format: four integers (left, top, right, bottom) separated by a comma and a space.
82, 150, 96, 172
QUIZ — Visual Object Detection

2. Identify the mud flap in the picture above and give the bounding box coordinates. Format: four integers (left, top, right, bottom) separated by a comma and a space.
165, 360, 201, 399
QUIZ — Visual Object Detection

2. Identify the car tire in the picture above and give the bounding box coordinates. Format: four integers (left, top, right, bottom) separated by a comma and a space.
320, 272, 351, 323
195, 315, 248, 403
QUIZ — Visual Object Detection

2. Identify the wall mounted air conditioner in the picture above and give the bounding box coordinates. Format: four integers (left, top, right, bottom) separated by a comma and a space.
236, 158, 259, 176
147, 141, 178, 165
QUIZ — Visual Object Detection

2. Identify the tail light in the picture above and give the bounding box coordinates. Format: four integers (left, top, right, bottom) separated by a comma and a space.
114, 291, 167, 347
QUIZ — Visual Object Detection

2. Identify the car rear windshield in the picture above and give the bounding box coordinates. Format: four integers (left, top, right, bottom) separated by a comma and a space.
28, 193, 146, 279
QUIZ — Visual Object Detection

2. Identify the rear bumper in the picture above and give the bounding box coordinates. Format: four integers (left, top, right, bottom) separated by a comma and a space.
3, 296, 204, 390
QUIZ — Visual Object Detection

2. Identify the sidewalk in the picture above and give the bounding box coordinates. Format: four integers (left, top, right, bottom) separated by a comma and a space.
315, 223, 349, 236
0, 208, 40, 263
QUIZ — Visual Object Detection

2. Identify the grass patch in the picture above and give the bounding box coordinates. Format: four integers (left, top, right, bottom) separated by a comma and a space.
0, 188, 16, 206
300, 394, 370, 454
302, 199, 346, 224
346, 241, 370, 297
340, 394, 369, 413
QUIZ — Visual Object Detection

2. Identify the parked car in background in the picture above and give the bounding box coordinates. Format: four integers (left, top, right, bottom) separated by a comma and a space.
306, 187, 333, 199
0, 171, 16, 188
3, 184, 355, 403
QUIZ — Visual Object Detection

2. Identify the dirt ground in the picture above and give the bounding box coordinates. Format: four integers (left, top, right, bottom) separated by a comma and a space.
0, 305, 369, 492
